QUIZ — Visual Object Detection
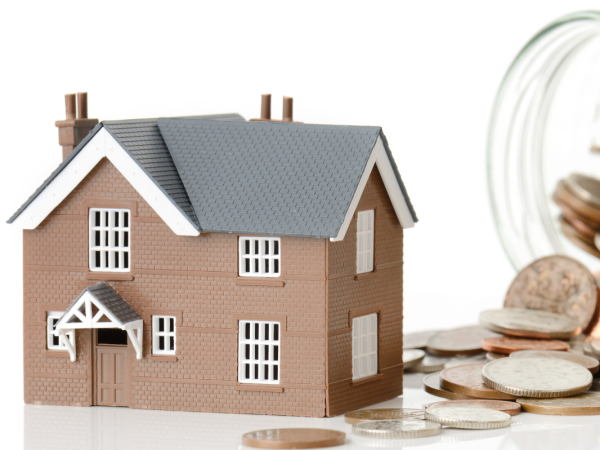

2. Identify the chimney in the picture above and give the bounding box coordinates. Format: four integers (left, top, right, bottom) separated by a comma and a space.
55, 92, 99, 160
250, 94, 299, 122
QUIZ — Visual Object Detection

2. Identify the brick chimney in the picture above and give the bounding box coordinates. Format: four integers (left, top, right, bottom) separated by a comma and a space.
251, 94, 299, 122
55, 92, 99, 160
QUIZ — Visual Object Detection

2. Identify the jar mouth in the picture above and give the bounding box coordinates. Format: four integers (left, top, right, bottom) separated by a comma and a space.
487, 10, 600, 272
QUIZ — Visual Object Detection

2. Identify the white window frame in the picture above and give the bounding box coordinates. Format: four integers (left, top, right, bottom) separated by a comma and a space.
239, 237, 281, 277
152, 315, 176, 355
47, 312, 74, 350
89, 208, 131, 272
356, 209, 375, 274
238, 320, 281, 384
352, 313, 378, 381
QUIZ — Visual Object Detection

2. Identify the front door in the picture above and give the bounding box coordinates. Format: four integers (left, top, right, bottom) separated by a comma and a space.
96, 346, 128, 406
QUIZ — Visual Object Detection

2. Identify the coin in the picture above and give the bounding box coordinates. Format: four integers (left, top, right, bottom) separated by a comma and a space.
439, 364, 517, 400
509, 350, 599, 374
479, 308, 579, 339
482, 357, 593, 398
422, 372, 480, 400
404, 330, 439, 349
351, 419, 441, 439
241, 429, 345, 449
424, 406, 511, 430
561, 220, 600, 259
554, 195, 600, 230
345, 408, 425, 424
425, 400, 521, 416
444, 354, 487, 369
405, 355, 451, 373
562, 210, 598, 239
481, 336, 570, 355
565, 173, 600, 209
517, 392, 600, 415
403, 349, 426, 369
560, 217, 597, 247
504, 255, 597, 334
486, 352, 507, 361
554, 180, 600, 224
583, 342, 600, 360
591, 339, 600, 356
426, 325, 498, 356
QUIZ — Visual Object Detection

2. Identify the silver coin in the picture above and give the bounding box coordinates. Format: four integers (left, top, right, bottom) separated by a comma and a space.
405, 355, 451, 373
482, 357, 592, 398
583, 342, 600, 360
509, 349, 599, 374
404, 330, 439, 349
591, 339, 600, 356
424, 406, 511, 430
565, 173, 600, 208
403, 349, 426, 369
352, 419, 441, 439
479, 308, 579, 339
444, 354, 487, 369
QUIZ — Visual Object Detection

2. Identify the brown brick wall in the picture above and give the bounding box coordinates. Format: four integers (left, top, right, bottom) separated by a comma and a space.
23, 157, 328, 416
326, 166, 404, 416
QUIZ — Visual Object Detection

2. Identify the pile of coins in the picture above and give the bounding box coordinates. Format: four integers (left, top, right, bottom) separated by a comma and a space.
553, 173, 600, 258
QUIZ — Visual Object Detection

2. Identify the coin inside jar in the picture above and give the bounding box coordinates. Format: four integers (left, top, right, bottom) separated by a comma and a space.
424, 406, 511, 430
479, 308, 580, 339
425, 400, 521, 416
351, 419, 441, 439
426, 325, 498, 356
439, 364, 517, 400
517, 392, 600, 416
242, 428, 346, 449
482, 357, 593, 398
509, 349, 599, 374
504, 255, 597, 334
481, 336, 570, 355
344, 408, 425, 424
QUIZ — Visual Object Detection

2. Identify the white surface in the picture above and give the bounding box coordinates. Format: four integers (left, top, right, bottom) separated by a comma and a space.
3, 1, 600, 447
16, 374, 600, 450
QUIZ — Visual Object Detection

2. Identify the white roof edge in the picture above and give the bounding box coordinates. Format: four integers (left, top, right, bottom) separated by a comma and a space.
10, 128, 200, 236
330, 136, 415, 242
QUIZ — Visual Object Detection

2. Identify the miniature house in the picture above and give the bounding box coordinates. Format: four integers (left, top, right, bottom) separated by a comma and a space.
9, 93, 417, 417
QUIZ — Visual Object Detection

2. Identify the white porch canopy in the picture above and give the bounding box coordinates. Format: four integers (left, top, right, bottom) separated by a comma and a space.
54, 283, 143, 362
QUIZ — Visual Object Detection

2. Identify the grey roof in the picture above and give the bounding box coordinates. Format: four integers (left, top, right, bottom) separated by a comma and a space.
58, 283, 140, 327
8, 113, 417, 237
157, 119, 417, 238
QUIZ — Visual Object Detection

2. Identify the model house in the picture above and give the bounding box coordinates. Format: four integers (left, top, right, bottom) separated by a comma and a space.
8, 93, 417, 417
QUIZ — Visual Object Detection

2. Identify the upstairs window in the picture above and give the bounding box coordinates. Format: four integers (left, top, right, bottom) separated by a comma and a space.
238, 320, 280, 384
89, 208, 130, 272
46, 312, 74, 350
239, 237, 280, 277
152, 316, 176, 355
356, 210, 374, 273
352, 313, 378, 380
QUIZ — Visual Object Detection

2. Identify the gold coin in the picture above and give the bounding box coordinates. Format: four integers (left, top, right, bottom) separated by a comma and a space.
423, 372, 481, 401
504, 255, 597, 334
439, 364, 517, 400
517, 392, 600, 415
344, 408, 425, 424
242, 428, 345, 449
509, 349, 599, 374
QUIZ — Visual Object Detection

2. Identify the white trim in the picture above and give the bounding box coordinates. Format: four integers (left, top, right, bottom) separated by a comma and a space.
10, 128, 199, 236
356, 210, 374, 273
330, 136, 415, 242
54, 291, 143, 361
46, 312, 74, 350
151, 315, 176, 355
238, 237, 281, 277
352, 313, 378, 381
89, 208, 131, 272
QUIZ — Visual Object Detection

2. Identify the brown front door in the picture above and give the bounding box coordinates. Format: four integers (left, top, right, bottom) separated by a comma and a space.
96, 347, 128, 406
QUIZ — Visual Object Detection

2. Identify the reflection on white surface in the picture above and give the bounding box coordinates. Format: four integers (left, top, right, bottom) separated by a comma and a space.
22, 374, 600, 450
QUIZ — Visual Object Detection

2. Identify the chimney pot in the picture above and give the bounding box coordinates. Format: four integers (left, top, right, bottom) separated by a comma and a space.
282, 96, 293, 122
77, 92, 88, 119
65, 94, 76, 120
261, 94, 271, 120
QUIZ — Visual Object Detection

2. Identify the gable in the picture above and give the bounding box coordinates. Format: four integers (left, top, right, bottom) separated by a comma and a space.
8, 127, 200, 236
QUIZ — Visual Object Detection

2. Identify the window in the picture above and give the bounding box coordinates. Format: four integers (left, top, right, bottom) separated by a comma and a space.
47, 312, 74, 350
239, 237, 280, 277
352, 313, 378, 380
238, 320, 280, 384
356, 210, 374, 274
89, 208, 130, 272
152, 316, 176, 355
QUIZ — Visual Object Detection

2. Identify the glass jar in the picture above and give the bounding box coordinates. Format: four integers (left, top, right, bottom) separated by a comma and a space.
488, 11, 600, 272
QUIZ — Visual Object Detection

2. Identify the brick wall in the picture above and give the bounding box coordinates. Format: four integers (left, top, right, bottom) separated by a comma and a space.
326, 165, 404, 416
23, 158, 327, 417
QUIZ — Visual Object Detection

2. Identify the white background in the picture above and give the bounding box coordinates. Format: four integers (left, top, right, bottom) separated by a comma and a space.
2, 1, 599, 447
